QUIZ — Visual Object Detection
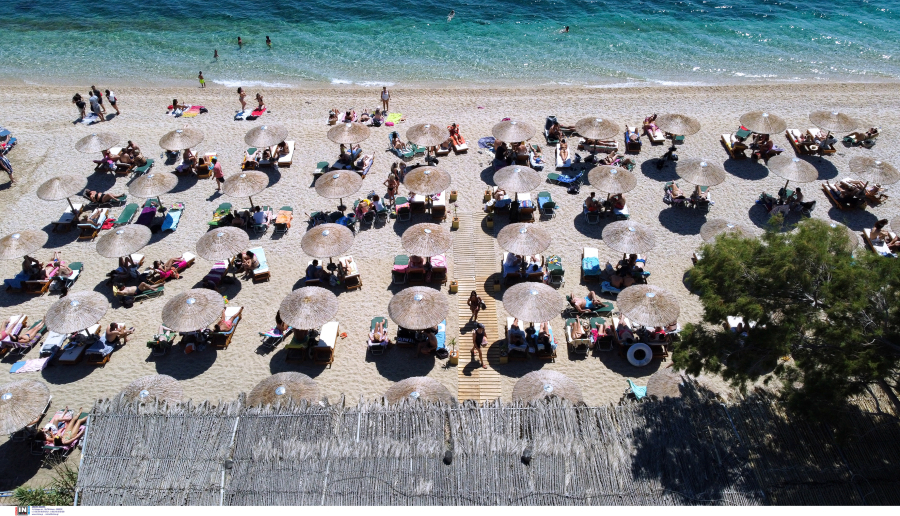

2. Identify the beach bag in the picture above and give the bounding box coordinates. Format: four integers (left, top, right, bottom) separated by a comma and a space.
567, 181, 581, 195
121, 296, 134, 308
479, 299, 487, 311
435, 348, 449, 359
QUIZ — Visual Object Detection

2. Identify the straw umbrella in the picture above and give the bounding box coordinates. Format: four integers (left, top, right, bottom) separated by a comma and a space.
494, 165, 542, 199
327, 121, 370, 146
700, 219, 753, 242
0, 380, 51, 435
406, 123, 447, 148
314, 170, 362, 212
617, 284, 681, 328
512, 370, 583, 404
385, 377, 453, 405
248, 372, 320, 407
128, 171, 178, 206
739, 111, 786, 135
95, 224, 151, 259
388, 287, 448, 330
502, 282, 564, 323
646, 369, 688, 399
402, 167, 451, 197
655, 113, 701, 137
244, 123, 288, 148
766, 155, 818, 190
159, 127, 204, 151
574, 116, 620, 141
223, 170, 268, 209
45, 291, 108, 334
492, 119, 536, 143
401, 223, 452, 257
278, 287, 338, 330
602, 221, 656, 255
809, 110, 858, 135
588, 165, 637, 199
849, 156, 900, 187
497, 223, 551, 256
37, 175, 88, 214
120, 375, 182, 405
0, 230, 47, 261
300, 224, 354, 265
675, 159, 727, 187
161, 289, 224, 332
196, 227, 250, 262
74, 132, 119, 153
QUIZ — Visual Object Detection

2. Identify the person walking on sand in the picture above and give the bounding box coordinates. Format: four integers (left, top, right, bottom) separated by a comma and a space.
105, 89, 120, 115
198, 71, 205, 88
88, 90, 104, 122
212, 156, 224, 192
72, 93, 86, 119
91, 86, 107, 116
381, 86, 391, 113
1, 154, 13, 184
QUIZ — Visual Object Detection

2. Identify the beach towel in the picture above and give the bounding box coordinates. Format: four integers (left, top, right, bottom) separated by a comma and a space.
435, 320, 447, 350
136, 207, 156, 226
582, 256, 600, 275
181, 105, 202, 118
162, 203, 184, 232
10, 357, 50, 373
101, 217, 115, 230
234, 110, 253, 121
386, 112, 403, 124
478, 136, 495, 149
247, 107, 266, 120
81, 113, 100, 125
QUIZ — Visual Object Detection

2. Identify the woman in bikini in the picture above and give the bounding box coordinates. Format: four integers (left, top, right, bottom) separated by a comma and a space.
471, 324, 488, 368
384, 172, 399, 202
255, 93, 265, 111
238, 87, 247, 111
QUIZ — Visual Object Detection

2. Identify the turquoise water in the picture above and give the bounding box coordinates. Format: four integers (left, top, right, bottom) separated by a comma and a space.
1, 0, 898, 87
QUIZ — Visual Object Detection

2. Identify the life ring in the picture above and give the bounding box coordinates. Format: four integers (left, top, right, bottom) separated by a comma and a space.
627, 342, 653, 367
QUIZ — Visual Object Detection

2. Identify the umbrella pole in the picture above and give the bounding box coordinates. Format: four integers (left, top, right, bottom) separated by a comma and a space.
249, 196, 256, 209
783, 179, 790, 191
67, 197, 78, 215
338, 198, 346, 213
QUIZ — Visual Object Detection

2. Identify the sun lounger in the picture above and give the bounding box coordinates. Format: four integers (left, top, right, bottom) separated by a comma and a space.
389, 132, 415, 159
82, 192, 126, 210
531, 323, 557, 361
3, 318, 46, 358
114, 203, 139, 226
506, 317, 531, 359
84, 335, 117, 365
501, 252, 524, 283
338, 255, 362, 290
208, 203, 233, 227
51, 203, 84, 232
273, 206, 293, 236
313, 161, 330, 179
285, 327, 316, 362
582, 247, 601, 283
212, 306, 242, 349
863, 228, 897, 258
132, 158, 154, 177
195, 153, 216, 179
276, 141, 294, 167
367, 317, 390, 356
555, 143, 572, 168
578, 139, 619, 154
313, 321, 339, 367
77, 208, 109, 240
57, 324, 101, 365
162, 202, 184, 232
625, 127, 642, 154
41, 410, 88, 459
537, 191, 556, 220
392, 255, 409, 284
40, 331, 66, 358
785, 129, 815, 155
202, 261, 228, 290
249, 246, 270, 282
0, 315, 27, 357
807, 128, 836, 155
721, 133, 746, 159
449, 126, 469, 153
646, 127, 665, 145
565, 318, 591, 355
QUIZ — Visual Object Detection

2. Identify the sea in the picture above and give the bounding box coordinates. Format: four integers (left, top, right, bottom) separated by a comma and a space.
1, 0, 898, 88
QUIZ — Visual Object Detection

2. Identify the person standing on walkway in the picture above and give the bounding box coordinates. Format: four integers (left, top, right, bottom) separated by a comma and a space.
381, 86, 391, 112
105, 90, 120, 115
198, 71, 206, 88
471, 323, 488, 369
467, 290, 483, 322
212, 157, 224, 192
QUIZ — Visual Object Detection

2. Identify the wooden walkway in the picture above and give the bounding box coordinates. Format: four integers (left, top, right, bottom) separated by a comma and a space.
454, 212, 502, 403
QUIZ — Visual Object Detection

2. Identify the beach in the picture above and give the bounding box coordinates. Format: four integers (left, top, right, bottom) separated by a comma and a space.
0, 80, 897, 417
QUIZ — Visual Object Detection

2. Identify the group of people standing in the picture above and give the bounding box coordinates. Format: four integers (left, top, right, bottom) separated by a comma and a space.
72, 86, 120, 121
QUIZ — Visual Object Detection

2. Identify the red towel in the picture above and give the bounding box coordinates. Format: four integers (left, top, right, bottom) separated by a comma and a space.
101, 217, 115, 230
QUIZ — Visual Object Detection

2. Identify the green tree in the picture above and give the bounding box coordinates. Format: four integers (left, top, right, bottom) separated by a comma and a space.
673, 218, 900, 420
12, 459, 78, 506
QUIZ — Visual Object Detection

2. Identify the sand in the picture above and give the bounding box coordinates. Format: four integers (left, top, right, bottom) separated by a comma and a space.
0, 81, 896, 419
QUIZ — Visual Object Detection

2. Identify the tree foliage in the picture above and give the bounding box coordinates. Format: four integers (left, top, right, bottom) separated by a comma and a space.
673, 218, 900, 420
12, 460, 78, 507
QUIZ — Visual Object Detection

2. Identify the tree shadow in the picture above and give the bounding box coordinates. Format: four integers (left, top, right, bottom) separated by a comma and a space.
657, 206, 707, 236
827, 207, 878, 231
0, 438, 44, 490
723, 158, 769, 181
639, 157, 678, 182
153, 343, 218, 380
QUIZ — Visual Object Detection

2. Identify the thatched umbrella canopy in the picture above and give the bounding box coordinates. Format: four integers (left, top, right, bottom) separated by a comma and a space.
402, 167, 451, 196
37, 175, 88, 214
497, 223, 551, 256
278, 287, 338, 330
95, 224, 152, 258
646, 369, 688, 399
0, 230, 47, 260
406, 123, 446, 148
502, 282, 564, 323
700, 219, 754, 242
0, 380, 51, 435
513, 371, 583, 404
654, 113, 701, 136
248, 372, 320, 408
300, 224, 354, 259
388, 287, 448, 330
159, 127, 204, 151
327, 122, 370, 145
385, 377, 453, 405
618, 284, 681, 328
46, 291, 108, 334
849, 156, 900, 186
195, 227, 250, 261
587, 165, 637, 195
809, 110, 858, 134
128, 171, 178, 206
223, 171, 268, 208
161, 289, 224, 332
492, 119, 536, 142
675, 158, 727, 187
120, 375, 182, 405
244, 123, 288, 148
602, 221, 657, 254
494, 165, 542, 194
75, 132, 119, 153
766, 155, 818, 189
401, 223, 452, 257
314, 170, 363, 211
739, 111, 787, 135
574, 116, 620, 140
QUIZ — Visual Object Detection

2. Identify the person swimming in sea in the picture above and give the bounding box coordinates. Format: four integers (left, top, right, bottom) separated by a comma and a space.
238, 36, 243, 48
561, 26, 569, 33
266, 36, 272, 47
448, 10, 455, 22
214, 49, 218, 60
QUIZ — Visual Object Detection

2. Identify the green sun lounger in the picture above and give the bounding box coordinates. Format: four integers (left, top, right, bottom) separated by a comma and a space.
133, 158, 154, 176
114, 203, 139, 226
208, 202, 233, 227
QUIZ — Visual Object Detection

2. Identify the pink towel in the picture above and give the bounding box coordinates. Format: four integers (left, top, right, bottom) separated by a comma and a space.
12, 357, 49, 373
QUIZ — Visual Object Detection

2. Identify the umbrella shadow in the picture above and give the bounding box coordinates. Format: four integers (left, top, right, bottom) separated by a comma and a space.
264, 167, 282, 188
747, 203, 782, 231
41, 361, 98, 385
152, 341, 218, 379
572, 211, 607, 238
267, 349, 329, 378
489, 352, 544, 379
479, 165, 498, 186
390, 217, 414, 238
41, 223, 82, 248
372, 347, 439, 380
84, 173, 118, 193
802, 155, 840, 180
0, 439, 44, 490
639, 157, 678, 182
723, 158, 769, 181
169, 175, 198, 194
827, 207, 878, 231
657, 206, 707, 236
481, 275, 503, 302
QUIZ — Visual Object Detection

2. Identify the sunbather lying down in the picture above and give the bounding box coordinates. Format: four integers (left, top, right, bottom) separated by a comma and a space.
38, 408, 87, 446
0, 320, 44, 347
112, 281, 157, 297
369, 320, 388, 346
568, 291, 603, 314
84, 189, 120, 203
